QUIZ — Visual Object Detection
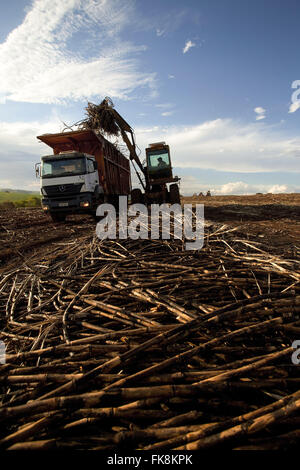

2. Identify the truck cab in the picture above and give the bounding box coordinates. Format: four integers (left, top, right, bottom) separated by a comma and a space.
38, 151, 102, 222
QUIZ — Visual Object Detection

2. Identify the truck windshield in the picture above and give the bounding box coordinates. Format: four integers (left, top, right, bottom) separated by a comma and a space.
42, 158, 86, 178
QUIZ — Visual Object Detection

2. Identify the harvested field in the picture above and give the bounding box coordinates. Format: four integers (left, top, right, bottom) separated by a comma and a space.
0, 194, 299, 451
184, 193, 300, 256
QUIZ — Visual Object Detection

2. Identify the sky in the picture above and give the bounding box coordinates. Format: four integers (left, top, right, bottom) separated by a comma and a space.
0, 0, 300, 195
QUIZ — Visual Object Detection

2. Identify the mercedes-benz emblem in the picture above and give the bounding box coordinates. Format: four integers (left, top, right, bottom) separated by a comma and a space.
59, 185, 67, 192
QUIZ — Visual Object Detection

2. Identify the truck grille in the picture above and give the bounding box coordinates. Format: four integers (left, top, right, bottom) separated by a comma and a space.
43, 183, 83, 197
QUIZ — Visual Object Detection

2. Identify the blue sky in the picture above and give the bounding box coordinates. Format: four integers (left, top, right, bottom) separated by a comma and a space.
0, 0, 299, 194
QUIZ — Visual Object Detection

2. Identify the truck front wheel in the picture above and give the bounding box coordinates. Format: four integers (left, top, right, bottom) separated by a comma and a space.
50, 212, 66, 223
131, 188, 143, 204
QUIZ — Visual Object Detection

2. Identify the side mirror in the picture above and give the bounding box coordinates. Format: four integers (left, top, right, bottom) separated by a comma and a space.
93, 161, 98, 170
35, 163, 41, 178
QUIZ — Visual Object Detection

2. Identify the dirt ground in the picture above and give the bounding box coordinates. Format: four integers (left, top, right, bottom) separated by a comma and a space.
0, 193, 299, 272
0, 195, 299, 451
183, 193, 300, 256
0, 209, 94, 273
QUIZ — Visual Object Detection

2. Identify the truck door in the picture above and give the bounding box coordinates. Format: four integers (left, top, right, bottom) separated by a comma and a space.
86, 158, 98, 192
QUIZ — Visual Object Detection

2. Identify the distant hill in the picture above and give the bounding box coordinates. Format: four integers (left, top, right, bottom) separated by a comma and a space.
0, 188, 39, 194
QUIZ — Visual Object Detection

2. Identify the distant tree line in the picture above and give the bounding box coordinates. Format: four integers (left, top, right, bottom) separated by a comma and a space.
0, 196, 41, 210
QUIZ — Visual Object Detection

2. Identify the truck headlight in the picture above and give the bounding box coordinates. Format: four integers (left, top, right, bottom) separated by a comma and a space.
80, 201, 90, 208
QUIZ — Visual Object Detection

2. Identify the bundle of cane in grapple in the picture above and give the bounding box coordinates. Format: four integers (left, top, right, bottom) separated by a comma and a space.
79, 97, 120, 136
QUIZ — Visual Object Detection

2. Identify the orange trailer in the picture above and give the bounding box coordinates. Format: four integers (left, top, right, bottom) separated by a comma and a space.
37, 129, 131, 196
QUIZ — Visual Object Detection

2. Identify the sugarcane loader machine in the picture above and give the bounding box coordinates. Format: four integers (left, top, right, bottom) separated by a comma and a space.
100, 100, 181, 205
131, 141, 181, 205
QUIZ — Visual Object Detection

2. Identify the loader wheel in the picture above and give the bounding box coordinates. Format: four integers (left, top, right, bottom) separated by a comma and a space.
162, 187, 169, 203
169, 184, 180, 204
131, 188, 143, 204
50, 212, 66, 223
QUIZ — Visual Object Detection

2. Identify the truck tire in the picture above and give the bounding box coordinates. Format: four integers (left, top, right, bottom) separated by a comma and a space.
109, 195, 120, 213
50, 212, 66, 223
169, 184, 180, 204
131, 188, 143, 204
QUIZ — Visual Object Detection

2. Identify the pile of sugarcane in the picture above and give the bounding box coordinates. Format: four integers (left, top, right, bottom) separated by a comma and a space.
74, 97, 120, 136
0, 222, 299, 450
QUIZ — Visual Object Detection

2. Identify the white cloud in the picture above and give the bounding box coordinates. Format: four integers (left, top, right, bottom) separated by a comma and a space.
0, 117, 68, 189
211, 181, 288, 195
256, 115, 266, 121
149, 10, 186, 38
1, 117, 300, 190
0, 120, 59, 152
211, 181, 293, 195
183, 40, 196, 54
156, 28, 165, 37
288, 101, 300, 113
155, 103, 175, 116
0, 0, 155, 104
254, 107, 266, 114
254, 106, 266, 120
168, 74, 175, 79
214, 181, 251, 194
155, 103, 173, 109
179, 179, 296, 196
268, 184, 288, 193
135, 118, 300, 173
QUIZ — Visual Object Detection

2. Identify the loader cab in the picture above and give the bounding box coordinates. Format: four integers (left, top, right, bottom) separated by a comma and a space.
145, 142, 173, 180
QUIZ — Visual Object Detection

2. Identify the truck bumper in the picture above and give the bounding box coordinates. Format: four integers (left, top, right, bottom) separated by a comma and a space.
42, 193, 94, 214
